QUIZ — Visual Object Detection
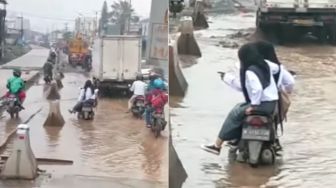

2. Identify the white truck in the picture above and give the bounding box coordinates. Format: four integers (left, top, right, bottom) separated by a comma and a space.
96, 35, 142, 93
256, 0, 336, 43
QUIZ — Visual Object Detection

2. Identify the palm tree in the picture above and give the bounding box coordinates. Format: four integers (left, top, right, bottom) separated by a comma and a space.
99, 1, 109, 35
109, 0, 138, 34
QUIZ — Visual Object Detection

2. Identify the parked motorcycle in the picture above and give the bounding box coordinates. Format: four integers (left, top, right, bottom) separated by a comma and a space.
77, 100, 95, 120
131, 96, 145, 118
229, 112, 278, 167
4, 94, 22, 118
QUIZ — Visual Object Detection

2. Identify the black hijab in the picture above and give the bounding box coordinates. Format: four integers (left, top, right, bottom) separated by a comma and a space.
253, 41, 281, 82
238, 43, 271, 103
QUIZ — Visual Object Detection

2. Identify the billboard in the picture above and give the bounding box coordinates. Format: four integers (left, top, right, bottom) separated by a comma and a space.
147, 0, 169, 62
149, 23, 168, 60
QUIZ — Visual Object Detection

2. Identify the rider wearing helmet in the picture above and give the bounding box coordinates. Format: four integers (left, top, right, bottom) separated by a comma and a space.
147, 72, 166, 92
3, 69, 26, 109
49, 51, 57, 64
145, 72, 168, 128
127, 73, 147, 112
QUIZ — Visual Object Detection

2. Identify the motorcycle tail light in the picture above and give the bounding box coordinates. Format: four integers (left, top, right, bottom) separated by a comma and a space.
246, 116, 267, 127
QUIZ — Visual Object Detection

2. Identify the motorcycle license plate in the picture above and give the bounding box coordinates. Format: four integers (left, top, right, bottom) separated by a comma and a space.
82, 107, 92, 112
242, 127, 270, 141
136, 102, 144, 107
292, 19, 315, 26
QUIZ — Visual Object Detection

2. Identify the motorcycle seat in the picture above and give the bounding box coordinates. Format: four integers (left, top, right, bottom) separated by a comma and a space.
248, 111, 273, 117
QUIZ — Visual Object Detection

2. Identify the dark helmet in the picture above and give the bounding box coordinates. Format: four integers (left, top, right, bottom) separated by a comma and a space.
13, 68, 21, 77
149, 72, 159, 81
50, 51, 56, 59
136, 74, 144, 81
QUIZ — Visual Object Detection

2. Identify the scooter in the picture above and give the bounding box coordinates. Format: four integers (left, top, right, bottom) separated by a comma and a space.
131, 96, 145, 118
4, 94, 22, 119
229, 111, 278, 167
77, 100, 95, 120
150, 107, 167, 138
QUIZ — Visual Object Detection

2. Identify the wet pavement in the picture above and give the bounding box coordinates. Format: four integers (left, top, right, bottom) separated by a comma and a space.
0, 65, 168, 187
171, 12, 336, 188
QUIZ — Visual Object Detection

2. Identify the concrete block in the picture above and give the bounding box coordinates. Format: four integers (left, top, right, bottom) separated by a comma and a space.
177, 19, 202, 57
169, 44, 188, 97
1, 124, 38, 179
44, 100, 65, 127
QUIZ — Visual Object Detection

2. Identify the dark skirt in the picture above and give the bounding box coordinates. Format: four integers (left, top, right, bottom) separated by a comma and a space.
218, 101, 276, 141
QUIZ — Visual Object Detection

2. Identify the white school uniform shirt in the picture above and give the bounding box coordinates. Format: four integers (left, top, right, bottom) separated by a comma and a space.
223, 61, 295, 105
130, 80, 147, 96
265, 60, 295, 93
78, 88, 96, 102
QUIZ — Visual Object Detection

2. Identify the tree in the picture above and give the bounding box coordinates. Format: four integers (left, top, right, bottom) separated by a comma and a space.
109, 0, 138, 35
169, 0, 184, 18
63, 32, 72, 42
99, 1, 108, 35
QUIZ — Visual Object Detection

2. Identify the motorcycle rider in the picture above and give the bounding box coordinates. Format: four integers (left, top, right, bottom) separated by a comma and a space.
69, 80, 98, 114
2, 69, 26, 109
127, 74, 147, 113
201, 43, 281, 155
253, 41, 295, 150
145, 74, 167, 128
43, 53, 56, 83
84, 48, 93, 69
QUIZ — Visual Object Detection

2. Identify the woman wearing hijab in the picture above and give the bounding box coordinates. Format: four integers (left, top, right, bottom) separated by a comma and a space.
201, 43, 280, 155
253, 41, 295, 94
253, 41, 295, 150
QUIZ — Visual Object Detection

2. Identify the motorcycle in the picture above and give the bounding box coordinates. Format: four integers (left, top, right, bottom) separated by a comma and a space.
229, 112, 278, 167
77, 100, 95, 120
131, 96, 145, 118
4, 94, 22, 118
83, 55, 92, 72
150, 107, 166, 138
44, 74, 53, 84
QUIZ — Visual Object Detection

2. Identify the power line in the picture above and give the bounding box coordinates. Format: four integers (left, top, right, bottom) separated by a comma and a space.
7, 10, 76, 22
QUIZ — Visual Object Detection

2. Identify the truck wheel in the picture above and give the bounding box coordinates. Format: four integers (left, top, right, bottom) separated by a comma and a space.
318, 27, 328, 44
329, 24, 336, 45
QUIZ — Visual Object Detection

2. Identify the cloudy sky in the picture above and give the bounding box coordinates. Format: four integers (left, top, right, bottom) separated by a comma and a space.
7, 0, 151, 33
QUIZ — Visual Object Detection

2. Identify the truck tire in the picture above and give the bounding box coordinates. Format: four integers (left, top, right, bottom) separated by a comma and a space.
329, 24, 336, 45
318, 27, 328, 44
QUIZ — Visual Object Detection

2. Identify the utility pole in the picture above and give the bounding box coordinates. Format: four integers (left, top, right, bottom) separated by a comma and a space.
128, 0, 132, 34
64, 23, 68, 32
95, 11, 98, 37
17, 14, 24, 42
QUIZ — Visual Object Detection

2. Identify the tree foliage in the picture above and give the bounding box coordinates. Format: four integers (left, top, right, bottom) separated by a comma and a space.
99, 1, 108, 34
109, 0, 139, 34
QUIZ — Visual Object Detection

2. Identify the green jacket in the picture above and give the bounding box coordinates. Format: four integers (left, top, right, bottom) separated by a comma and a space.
7, 76, 25, 94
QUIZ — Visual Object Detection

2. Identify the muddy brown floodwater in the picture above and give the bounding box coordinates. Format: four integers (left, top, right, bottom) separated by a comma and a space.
0, 73, 168, 187
171, 13, 336, 188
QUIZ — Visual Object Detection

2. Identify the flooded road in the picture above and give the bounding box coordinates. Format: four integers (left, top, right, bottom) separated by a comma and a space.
0, 73, 168, 187
171, 13, 336, 187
